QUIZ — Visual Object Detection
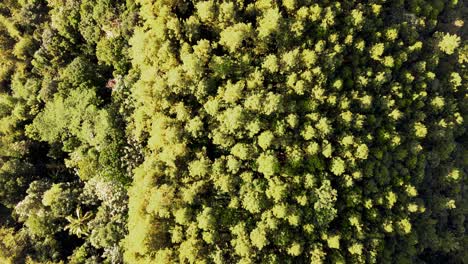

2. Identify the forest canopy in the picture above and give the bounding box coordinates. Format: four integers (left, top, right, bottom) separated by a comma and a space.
0, 0, 466, 263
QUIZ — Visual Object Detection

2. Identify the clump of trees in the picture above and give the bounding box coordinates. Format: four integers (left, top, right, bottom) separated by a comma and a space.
0, 0, 137, 263
0, 0, 466, 263
125, 0, 466, 263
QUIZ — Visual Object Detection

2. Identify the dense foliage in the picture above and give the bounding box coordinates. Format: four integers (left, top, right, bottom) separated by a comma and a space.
0, 0, 466, 263
0, 0, 137, 262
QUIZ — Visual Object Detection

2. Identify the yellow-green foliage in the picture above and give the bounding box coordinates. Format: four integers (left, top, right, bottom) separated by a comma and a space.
438, 33, 461, 55
0, 0, 465, 263
124, 1, 466, 262
0, 227, 26, 264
